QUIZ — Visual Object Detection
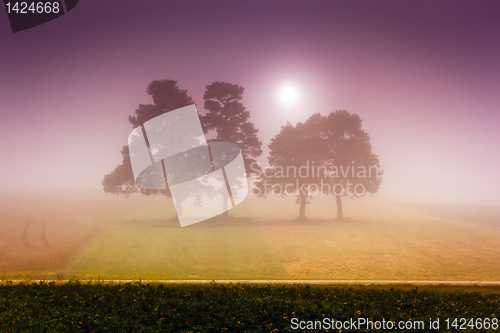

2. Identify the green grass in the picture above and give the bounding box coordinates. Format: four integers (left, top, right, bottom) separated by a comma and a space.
66, 218, 288, 280
60, 201, 500, 281
0, 281, 498, 332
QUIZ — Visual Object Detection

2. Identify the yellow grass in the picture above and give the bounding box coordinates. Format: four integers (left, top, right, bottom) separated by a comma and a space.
1, 191, 499, 281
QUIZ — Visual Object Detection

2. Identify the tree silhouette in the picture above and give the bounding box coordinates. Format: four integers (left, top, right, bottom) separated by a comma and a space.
102, 79, 193, 197
322, 110, 382, 220
202, 81, 263, 174
201, 82, 263, 217
103, 80, 262, 222
129, 80, 194, 127
253, 114, 327, 219
254, 111, 382, 220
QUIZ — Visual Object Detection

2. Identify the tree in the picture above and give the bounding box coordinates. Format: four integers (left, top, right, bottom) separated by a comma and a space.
201, 82, 263, 216
253, 114, 327, 219
102, 79, 193, 197
201, 81, 263, 174
103, 80, 263, 221
254, 111, 382, 220
129, 80, 194, 127
322, 110, 383, 220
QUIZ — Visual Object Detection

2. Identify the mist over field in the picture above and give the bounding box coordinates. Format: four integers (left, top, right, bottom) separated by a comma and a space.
1, 190, 499, 281
1, 1, 499, 282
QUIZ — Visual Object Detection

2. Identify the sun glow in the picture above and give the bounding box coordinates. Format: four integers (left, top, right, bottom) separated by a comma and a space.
278, 82, 301, 106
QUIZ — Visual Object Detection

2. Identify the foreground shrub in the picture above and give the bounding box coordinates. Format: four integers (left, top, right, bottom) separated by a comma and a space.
0, 281, 498, 332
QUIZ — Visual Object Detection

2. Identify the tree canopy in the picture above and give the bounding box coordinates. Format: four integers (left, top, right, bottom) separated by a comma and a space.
103, 80, 263, 204
202, 81, 263, 175
102, 80, 193, 197
254, 110, 382, 220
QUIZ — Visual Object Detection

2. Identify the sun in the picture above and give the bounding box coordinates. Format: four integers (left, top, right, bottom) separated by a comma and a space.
278, 82, 301, 106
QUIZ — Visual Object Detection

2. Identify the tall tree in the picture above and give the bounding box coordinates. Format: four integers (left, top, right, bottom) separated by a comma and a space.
201, 81, 263, 174
322, 110, 382, 220
102, 79, 193, 197
253, 114, 327, 219
254, 111, 382, 220
201, 82, 263, 216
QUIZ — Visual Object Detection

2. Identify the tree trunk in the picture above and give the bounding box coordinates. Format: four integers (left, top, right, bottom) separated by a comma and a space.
335, 195, 343, 220
299, 191, 306, 220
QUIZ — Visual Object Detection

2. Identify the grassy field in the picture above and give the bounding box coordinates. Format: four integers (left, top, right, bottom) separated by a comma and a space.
66, 218, 288, 280
1, 191, 499, 281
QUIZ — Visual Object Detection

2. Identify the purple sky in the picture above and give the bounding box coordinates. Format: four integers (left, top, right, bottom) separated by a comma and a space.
1, 0, 499, 204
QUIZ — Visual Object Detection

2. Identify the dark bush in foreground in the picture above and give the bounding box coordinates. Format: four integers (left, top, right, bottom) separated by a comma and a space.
0, 281, 498, 332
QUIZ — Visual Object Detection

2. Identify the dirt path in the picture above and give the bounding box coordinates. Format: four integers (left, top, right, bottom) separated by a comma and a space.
4, 279, 500, 286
